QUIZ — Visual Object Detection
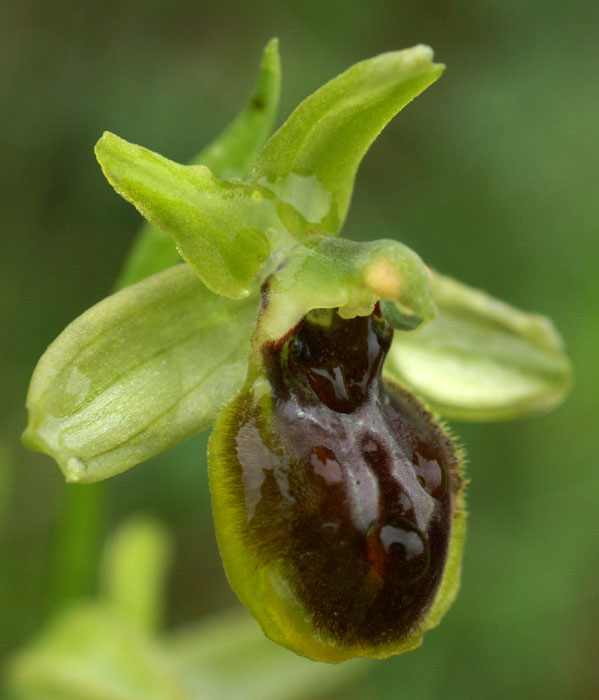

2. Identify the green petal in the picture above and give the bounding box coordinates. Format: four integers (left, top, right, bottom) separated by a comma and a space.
95, 132, 292, 300
23, 264, 258, 483
116, 38, 281, 290
192, 37, 281, 180
252, 45, 444, 236
384, 271, 572, 420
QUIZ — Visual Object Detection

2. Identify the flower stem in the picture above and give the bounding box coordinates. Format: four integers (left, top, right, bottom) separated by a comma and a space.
45, 481, 106, 614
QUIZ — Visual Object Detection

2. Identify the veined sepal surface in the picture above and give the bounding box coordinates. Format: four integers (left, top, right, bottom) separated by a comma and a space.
23, 264, 259, 483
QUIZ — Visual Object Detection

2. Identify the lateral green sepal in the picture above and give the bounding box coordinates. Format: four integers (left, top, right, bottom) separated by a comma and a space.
24, 264, 259, 483
384, 270, 572, 420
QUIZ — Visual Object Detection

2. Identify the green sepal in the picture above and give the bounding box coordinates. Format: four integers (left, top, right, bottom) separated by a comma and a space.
95, 132, 293, 300
23, 264, 259, 483
255, 235, 436, 346
116, 38, 281, 289
252, 45, 444, 236
384, 271, 572, 420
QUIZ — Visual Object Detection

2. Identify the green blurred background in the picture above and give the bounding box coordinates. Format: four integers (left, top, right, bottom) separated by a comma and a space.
1, 1, 598, 698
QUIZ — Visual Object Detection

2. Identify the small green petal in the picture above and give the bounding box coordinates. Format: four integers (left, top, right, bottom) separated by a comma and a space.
194, 37, 281, 181
384, 271, 572, 420
95, 132, 292, 300
252, 45, 444, 236
116, 38, 281, 289
23, 264, 258, 483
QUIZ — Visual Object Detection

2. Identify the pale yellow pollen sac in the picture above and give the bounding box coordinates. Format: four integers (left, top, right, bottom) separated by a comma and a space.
364, 260, 402, 300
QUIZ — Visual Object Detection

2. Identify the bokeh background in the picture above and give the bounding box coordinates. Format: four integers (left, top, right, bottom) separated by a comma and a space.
1, 1, 598, 698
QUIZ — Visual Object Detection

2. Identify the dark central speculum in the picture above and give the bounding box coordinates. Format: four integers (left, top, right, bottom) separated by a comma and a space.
233, 307, 458, 646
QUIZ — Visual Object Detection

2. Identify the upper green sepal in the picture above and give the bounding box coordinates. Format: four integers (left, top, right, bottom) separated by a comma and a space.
115, 39, 281, 289
384, 270, 572, 420
23, 264, 258, 483
252, 44, 444, 236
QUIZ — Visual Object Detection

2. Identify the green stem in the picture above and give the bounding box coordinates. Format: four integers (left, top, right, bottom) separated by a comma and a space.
45, 481, 106, 614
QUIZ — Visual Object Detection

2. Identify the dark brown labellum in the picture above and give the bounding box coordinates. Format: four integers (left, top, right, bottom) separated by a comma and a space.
214, 306, 461, 648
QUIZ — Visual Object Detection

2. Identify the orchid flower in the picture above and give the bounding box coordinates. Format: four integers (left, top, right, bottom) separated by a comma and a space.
23, 41, 570, 662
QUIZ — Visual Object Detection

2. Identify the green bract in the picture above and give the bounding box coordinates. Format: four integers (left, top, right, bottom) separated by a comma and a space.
24, 42, 571, 662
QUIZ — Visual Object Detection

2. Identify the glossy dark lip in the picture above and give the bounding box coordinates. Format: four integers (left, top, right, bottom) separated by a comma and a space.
226, 307, 460, 646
